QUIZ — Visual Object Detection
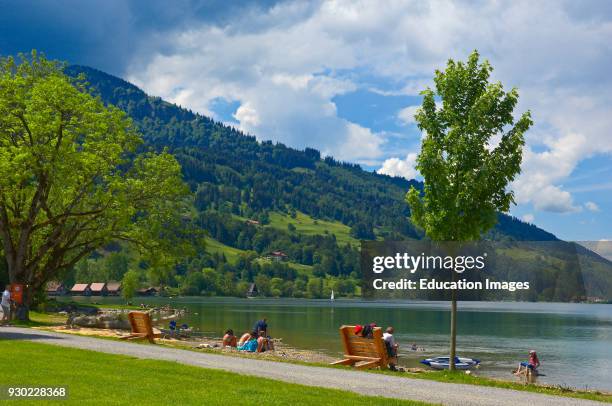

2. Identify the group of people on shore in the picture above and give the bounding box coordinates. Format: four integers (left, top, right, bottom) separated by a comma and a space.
216, 319, 410, 368
222, 317, 274, 353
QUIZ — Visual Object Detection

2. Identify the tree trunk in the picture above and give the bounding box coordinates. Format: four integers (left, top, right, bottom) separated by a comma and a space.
449, 270, 458, 371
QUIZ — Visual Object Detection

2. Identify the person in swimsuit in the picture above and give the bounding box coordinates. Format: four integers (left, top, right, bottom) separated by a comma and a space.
515, 350, 541, 380
237, 331, 260, 352
223, 329, 237, 347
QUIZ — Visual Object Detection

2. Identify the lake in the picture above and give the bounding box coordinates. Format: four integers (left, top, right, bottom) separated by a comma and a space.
70, 296, 612, 391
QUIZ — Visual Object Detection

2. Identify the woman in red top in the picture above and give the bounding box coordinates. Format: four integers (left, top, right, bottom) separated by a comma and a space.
528, 350, 540, 370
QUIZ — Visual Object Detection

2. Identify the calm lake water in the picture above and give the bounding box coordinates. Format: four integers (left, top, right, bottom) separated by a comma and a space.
70, 296, 612, 391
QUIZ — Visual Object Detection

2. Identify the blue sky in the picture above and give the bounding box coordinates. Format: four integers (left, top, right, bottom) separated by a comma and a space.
1, 0, 611, 241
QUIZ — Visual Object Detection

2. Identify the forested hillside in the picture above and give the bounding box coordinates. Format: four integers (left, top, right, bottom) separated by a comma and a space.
68, 66, 557, 241
57, 65, 574, 300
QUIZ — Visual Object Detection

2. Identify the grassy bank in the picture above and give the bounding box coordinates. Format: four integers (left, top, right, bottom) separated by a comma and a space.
0, 340, 427, 405
367, 368, 612, 403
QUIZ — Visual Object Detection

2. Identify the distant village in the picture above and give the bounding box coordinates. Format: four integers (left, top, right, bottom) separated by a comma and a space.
46, 281, 161, 297
45, 249, 291, 299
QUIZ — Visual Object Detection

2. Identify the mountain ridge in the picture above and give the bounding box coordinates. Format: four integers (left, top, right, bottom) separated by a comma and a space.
66, 65, 557, 243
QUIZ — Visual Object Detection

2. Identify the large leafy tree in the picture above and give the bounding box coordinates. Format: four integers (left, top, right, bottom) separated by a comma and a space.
406, 51, 532, 369
0, 52, 189, 318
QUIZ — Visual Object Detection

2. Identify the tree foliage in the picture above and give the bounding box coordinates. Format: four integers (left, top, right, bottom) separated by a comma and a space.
406, 51, 532, 241
121, 270, 139, 300
0, 52, 189, 309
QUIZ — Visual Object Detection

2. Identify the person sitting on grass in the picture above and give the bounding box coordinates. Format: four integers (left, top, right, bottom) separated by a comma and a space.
237, 331, 260, 352
257, 330, 274, 352
253, 317, 275, 350
238, 331, 252, 346
383, 326, 399, 371
223, 329, 237, 347
515, 350, 541, 380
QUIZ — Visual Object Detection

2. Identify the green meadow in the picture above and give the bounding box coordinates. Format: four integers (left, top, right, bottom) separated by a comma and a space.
267, 211, 359, 246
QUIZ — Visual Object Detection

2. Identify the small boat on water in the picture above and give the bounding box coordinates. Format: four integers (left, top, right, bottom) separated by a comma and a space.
421, 356, 480, 370
330, 290, 335, 301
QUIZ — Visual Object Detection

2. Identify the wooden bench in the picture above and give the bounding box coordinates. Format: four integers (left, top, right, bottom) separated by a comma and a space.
119, 311, 161, 343
331, 325, 388, 369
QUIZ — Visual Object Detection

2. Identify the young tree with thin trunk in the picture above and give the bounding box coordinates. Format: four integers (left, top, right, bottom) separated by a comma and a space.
0, 52, 190, 319
406, 51, 532, 370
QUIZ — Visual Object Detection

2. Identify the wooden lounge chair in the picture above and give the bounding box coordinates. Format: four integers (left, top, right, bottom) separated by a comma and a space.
331, 325, 388, 369
120, 311, 161, 343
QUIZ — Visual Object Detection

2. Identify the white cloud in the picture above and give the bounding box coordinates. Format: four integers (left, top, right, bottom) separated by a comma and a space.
337, 123, 384, 163
233, 102, 260, 127
270, 73, 312, 90
397, 105, 419, 125
512, 131, 592, 213
377, 152, 419, 180
585, 201, 600, 212
126, 0, 612, 213
522, 214, 535, 223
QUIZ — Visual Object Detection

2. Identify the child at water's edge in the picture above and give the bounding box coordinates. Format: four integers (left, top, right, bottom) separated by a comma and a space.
515, 350, 540, 382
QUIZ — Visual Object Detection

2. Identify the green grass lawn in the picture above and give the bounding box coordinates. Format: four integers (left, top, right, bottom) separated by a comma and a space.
8, 311, 67, 327
268, 211, 359, 246
0, 340, 427, 405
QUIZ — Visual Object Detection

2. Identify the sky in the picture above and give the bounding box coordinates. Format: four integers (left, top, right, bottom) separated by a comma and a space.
1, 0, 611, 241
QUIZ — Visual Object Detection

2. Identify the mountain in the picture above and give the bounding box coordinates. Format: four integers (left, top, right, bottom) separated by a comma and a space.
62, 66, 612, 302
67, 65, 556, 242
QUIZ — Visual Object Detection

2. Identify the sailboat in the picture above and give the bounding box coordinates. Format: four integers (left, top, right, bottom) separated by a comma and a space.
330, 290, 335, 301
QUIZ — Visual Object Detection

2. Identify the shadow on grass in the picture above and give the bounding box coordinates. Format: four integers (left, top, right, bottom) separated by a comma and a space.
0, 329, 65, 341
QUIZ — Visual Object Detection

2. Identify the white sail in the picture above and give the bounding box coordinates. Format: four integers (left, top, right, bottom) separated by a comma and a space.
330, 290, 335, 301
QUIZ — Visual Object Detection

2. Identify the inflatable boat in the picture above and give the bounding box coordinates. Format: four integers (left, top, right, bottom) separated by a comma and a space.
420, 356, 480, 370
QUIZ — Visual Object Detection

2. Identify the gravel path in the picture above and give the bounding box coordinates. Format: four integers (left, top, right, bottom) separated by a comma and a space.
0, 326, 602, 406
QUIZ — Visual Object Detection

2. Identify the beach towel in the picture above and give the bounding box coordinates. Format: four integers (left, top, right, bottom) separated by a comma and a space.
237, 339, 258, 352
